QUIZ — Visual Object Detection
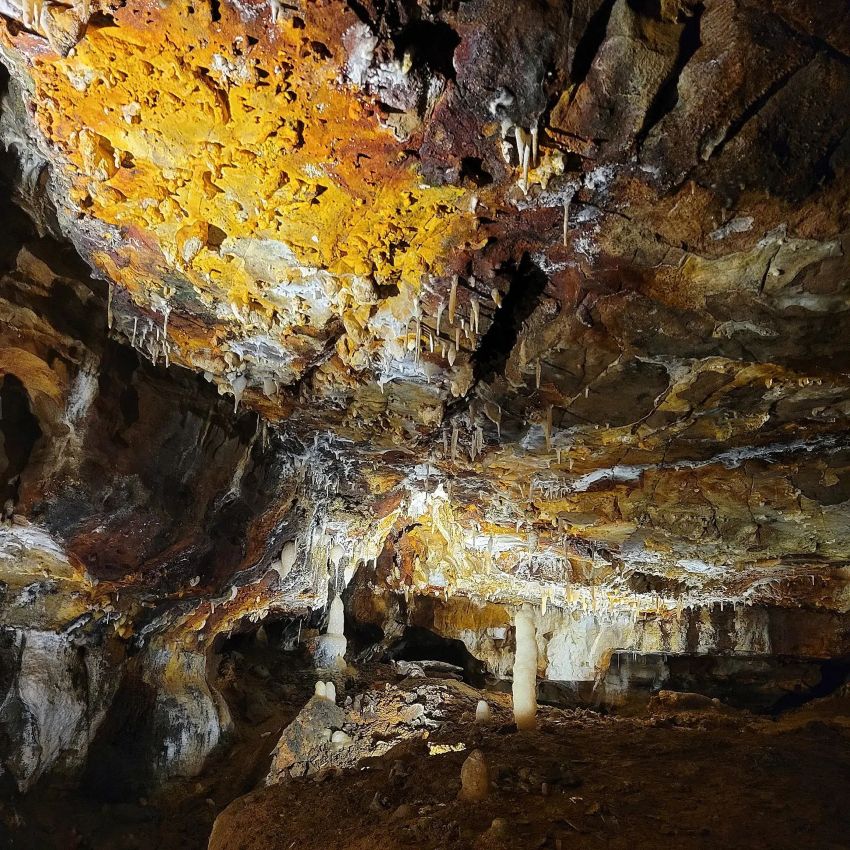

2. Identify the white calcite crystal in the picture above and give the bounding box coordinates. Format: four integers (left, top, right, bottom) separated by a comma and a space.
475, 699, 491, 724
458, 749, 490, 801
512, 608, 538, 731
314, 596, 347, 669
330, 730, 352, 745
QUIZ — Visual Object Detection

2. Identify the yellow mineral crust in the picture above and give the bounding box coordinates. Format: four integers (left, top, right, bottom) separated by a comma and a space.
9, 0, 476, 381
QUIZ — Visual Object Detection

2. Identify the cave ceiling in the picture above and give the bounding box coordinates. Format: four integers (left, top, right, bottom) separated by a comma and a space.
1, 0, 850, 653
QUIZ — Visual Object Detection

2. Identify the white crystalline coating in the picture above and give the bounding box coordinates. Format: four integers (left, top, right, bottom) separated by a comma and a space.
709, 216, 754, 241
331, 730, 352, 745
343, 22, 378, 86
475, 699, 491, 724
512, 608, 537, 731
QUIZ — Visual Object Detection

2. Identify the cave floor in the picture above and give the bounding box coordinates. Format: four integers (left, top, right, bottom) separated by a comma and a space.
210, 704, 850, 850
5, 649, 850, 850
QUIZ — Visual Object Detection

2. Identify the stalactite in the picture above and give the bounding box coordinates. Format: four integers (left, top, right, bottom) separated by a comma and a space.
514, 125, 528, 168
162, 303, 171, 368
232, 374, 247, 412
414, 298, 422, 363
521, 142, 531, 192
448, 275, 458, 325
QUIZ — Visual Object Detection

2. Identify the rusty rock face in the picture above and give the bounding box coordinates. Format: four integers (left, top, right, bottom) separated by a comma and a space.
0, 0, 849, 794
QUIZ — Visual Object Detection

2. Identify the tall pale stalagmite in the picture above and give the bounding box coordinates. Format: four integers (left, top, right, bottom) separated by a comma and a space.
512, 608, 537, 730
315, 596, 347, 669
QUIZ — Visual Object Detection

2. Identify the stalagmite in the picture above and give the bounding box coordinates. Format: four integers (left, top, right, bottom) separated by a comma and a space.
512, 608, 537, 731
315, 596, 347, 669
458, 749, 490, 801
475, 700, 491, 724
314, 681, 327, 698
